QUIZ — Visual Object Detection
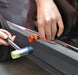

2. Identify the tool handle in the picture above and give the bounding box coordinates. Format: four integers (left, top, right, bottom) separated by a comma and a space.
11, 46, 33, 59
6, 37, 21, 50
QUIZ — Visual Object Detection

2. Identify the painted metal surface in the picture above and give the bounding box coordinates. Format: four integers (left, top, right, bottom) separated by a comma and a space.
6, 21, 78, 61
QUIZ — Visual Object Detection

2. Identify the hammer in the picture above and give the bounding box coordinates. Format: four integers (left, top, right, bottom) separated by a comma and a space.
6, 37, 33, 59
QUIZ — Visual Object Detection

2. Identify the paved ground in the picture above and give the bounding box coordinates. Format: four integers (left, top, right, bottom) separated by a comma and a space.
0, 57, 52, 75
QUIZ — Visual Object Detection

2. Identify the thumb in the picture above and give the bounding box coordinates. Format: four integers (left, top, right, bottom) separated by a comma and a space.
11, 36, 16, 41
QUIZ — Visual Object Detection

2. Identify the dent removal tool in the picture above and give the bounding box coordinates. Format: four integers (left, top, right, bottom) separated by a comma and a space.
6, 36, 33, 59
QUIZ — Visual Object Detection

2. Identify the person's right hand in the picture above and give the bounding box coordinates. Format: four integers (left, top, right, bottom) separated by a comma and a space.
36, 0, 64, 41
0, 29, 16, 46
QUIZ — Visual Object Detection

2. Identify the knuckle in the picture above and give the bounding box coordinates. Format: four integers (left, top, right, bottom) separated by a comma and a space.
40, 37, 45, 41
3, 41, 9, 46
5, 43, 9, 46
58, 22, 64, 29
8, 32, 11, 36
52, 31, 56, 37
55, 29, 57, 34
41, 37, 45, 40
45, 17, 51, 23
58, 14, 61, 18
52, 30, 56, 34
47, 37, 51, 40
57, 13, 62, 18
47, 34, 51, 37
46, 34, 51, 40
52, 34, 55, 37
51, 16, 56, 21
37, 20, 43, 26
60, 25, 64, 30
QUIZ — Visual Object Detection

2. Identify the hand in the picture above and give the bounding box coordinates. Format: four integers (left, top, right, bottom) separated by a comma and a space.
0, 29, 16, 46
36, 0, 64, 41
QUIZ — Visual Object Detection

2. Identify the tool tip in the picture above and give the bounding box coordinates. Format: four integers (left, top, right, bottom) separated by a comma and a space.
28, 35, 34, 42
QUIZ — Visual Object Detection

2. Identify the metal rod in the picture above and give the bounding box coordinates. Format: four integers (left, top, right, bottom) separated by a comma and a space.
7, 37, 21, 50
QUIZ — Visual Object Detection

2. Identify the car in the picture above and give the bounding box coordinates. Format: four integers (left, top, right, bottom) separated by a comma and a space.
0, 0, 78, 75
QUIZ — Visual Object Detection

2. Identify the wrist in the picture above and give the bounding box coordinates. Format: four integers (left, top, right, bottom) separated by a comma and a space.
35, 0, 54, 7
35, 0, 42, 7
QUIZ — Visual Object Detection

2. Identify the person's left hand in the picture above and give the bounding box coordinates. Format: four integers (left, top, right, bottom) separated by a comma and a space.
0, 29, 16, 46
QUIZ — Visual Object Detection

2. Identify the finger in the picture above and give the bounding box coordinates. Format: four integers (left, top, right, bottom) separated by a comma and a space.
57, 17, 64, 37
38, 21, 46, 41
0, 38, 9, 46
51, 20, 57, 40
44, 19, 52, 41
0, 31, 8, 39
0, 29, 12, 38
11, 36, 16, 41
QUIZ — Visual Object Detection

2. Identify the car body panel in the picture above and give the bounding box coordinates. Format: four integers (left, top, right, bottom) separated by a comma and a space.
5, 21, 78, 75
